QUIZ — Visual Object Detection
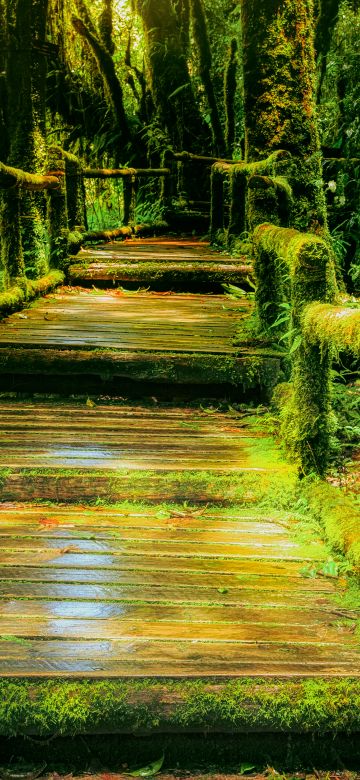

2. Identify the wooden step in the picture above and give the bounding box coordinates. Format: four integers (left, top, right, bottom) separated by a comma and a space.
0, 503, 357, 679
68, 239, 253, 290
0, 401, 292, 502
0, 289, 281, 395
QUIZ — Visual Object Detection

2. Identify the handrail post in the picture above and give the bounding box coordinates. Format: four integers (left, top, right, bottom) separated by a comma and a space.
161, 150, 177, 212
123, 173, 137, 225
210, 164, 224, 241
47, 147, 69, 269
64, 151, 86, 232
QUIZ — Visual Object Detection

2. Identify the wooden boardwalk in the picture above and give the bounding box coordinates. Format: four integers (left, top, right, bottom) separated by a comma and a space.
0, 237, 358, 734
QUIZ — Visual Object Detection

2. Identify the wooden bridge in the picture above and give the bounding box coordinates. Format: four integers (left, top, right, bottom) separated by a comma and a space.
0, 147, 359, 741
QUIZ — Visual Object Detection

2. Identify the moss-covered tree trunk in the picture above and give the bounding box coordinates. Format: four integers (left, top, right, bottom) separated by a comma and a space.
241, 0, 327, 233
189, 0, 226, 156
136, 0, 211, 153
1, 0, 50, 286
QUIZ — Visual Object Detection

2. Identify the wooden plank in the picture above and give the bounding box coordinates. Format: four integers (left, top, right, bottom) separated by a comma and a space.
0, 582, 338, 608
0, 291, 244, 353
0, 566, 337, 591
0, 537, 322, 560
0, 615, 352, 643
0, 554, 319, 575
0, 657, 359, 677
0, 599, 351, 627
1, 638, 356, 664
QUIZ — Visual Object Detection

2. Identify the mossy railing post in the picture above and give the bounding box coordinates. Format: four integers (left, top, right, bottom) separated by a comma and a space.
211, 151, 292, 249
123, 172, 137, 225
62, 150, 86, 232
161, 150, 177, 213
47, 148, 69, 270
253, 224, 334, 476
210, 164, 224, 241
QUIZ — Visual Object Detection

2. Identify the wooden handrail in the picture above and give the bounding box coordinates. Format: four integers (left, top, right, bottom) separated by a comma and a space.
83, 167, 170, 178
0, 161, 61, 191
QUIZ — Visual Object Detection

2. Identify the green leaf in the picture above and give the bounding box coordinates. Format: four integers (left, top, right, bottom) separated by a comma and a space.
127, 755, 165, 777
289, 334, 302, 354
321, 559, 339, 578
218, 587, 228, 594
168, 83, 190, 100
156, 510, 171, 520
300, 565, 317, 579
239, 764, 256, 775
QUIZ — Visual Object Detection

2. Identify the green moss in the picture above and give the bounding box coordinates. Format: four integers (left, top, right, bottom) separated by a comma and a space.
68, 259, 253, 290
6, 466, 296, 507
301, 479, 360, 570
302, 302, 360, 357
0, 270, 64, 318
0, 678, 360, 737
253, 225, 337, 475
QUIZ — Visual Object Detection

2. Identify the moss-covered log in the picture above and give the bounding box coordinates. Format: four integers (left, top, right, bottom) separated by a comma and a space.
302, 302, 360, 357
240, 0, 328, 233
211, 150, 291, 244
83, 168, 170, 178
0, 161, 60, 191
247, 175, 292, 232
302, 478, 360, 569
0, 270, 64, 318
47, 148, 69, 270
51, 148, 86, 232
253, 224, 335, 475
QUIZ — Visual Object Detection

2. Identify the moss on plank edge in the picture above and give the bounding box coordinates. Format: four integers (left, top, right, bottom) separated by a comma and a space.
0, 678, 360, 736
1, 468, 297, 506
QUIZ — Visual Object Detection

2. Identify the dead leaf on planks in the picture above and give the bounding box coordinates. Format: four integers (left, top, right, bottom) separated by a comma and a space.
31, 545, 81, 562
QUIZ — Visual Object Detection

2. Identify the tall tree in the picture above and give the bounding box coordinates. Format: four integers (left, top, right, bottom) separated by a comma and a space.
241, 0, 328, 233
136, 0, 211, 152
1, 0, 50, 284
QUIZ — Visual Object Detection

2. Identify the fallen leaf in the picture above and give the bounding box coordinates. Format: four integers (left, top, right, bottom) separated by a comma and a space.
86, 398, 97, 408
125, 755, 164, 777
239, 764, 256, 775
38, 517, 60, 528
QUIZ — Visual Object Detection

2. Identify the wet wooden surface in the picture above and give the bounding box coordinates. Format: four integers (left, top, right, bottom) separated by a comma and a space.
0, 504, 358, 677
68, 238, 252, 285
0, 402, 282, 472
0, 290, 243, 353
